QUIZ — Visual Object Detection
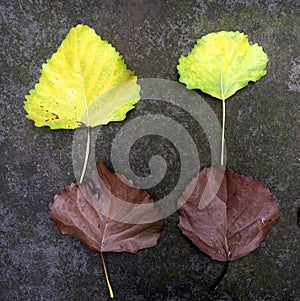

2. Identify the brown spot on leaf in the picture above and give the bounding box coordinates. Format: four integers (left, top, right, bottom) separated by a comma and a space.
51, 113, 59, 119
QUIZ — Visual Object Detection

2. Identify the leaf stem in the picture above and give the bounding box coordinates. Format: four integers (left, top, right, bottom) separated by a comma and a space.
209, 261, 229, 293
221, 98, 226, 166
79, 126, 91, 184
100, 252, 114, 299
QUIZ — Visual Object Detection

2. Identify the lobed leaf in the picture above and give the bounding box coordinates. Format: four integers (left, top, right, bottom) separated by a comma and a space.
178, 166, 280, 261
177, 31, 268, 100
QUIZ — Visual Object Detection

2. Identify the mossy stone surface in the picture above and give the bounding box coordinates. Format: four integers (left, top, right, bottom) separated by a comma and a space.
1, 1, 299, 300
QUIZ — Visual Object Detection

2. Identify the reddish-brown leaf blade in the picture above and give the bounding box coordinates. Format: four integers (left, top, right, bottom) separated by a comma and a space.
50, 161, 164, 253
178, 166, 280, 261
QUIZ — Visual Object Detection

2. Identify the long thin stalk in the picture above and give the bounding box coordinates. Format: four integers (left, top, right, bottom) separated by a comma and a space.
220, 62, 226, 166
220, 98, 226, 166
100, 252, 114, 299
79, 76, 91, 185
78, 94, 114, 298
78, 127, 114, 298
209, 261, 229, 293
79, 126, 91, 184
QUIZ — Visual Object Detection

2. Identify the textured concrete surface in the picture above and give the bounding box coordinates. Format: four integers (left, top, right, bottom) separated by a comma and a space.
1, 1, 299, 300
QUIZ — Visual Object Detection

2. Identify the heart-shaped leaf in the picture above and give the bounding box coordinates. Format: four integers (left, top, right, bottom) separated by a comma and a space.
24, 24, 140, 129
178, 166, 280, 261
177, 31, 268, 100
50, 161, 164, 253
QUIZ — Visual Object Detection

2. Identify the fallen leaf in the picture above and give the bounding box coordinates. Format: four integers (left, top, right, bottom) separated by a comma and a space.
178, 166, 280, 261
49, 161, 164, 253
177, 31, 268, 100
177, 31, 269, 166
24, 24, 140, 129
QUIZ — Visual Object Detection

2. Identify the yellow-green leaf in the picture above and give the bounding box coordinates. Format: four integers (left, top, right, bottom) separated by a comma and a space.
177, 31, 268, 100
81, 79, 139, 127
24, 24, 140, 129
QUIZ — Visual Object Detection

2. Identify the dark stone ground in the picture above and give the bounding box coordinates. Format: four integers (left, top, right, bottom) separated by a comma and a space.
1, 1, 299, 300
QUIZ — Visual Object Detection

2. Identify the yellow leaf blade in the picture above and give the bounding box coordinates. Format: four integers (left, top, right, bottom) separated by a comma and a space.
82, 80, 141, 126
177, 31, 268, 100
24, 24, 139, 129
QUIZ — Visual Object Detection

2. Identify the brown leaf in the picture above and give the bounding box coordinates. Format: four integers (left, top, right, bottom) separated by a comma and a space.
49, 161, 164, 253
178, 166, 280, 261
